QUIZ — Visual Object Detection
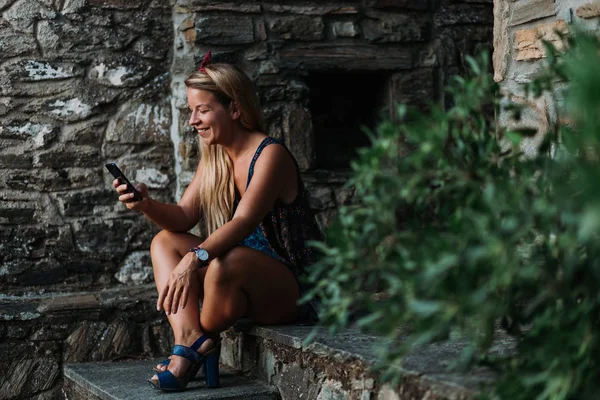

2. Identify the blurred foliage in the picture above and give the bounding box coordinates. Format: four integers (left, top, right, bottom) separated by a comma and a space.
302, 26, 600, 400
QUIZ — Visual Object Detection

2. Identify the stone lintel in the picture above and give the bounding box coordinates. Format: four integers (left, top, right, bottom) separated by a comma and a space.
279, 44, 413, 71
184, 2, 262, 13
265, 4, 359, 15
509, 0, 556, 27
363, 0, 430, 11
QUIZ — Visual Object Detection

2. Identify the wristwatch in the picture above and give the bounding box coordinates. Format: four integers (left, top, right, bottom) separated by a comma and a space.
190, 246, 210, 267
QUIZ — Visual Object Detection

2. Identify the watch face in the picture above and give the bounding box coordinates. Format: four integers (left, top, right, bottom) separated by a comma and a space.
196, 248, 209, 261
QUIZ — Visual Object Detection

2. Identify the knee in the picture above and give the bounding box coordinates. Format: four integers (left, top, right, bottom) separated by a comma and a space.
150, 230, 177, 260
205, 247, 244, 285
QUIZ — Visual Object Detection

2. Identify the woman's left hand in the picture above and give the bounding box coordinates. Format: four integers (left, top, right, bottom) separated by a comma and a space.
157, 253, 200, 315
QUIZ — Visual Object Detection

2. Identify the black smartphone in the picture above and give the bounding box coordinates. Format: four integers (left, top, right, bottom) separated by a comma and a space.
105, 163, 143, 201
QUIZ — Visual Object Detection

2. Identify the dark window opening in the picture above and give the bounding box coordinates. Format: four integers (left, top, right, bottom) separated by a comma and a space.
306, 71, 389, 170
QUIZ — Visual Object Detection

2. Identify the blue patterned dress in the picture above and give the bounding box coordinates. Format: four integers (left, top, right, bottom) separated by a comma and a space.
238, 137, 323, 321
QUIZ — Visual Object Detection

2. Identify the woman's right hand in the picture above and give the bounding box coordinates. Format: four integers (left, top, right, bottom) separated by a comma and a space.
113, 179, 149, 212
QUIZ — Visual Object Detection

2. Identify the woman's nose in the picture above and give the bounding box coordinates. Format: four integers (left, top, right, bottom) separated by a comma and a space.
189, 111, 199, 126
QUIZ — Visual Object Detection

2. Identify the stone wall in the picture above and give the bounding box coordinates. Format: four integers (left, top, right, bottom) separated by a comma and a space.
0, 0, 174, 295
0, 0, 494, 295
0, 1, 174, 398
493, 0, 600, 155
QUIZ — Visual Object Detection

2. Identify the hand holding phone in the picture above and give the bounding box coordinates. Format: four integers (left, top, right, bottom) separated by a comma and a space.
105, 163, 143, 202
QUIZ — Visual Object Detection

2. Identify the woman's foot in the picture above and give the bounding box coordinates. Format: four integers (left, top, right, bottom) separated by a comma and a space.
149, 330, 218, 386
154, 357, 170, 373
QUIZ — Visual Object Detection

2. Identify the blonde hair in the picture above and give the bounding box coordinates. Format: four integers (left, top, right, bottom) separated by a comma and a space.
184, 63, 265, 237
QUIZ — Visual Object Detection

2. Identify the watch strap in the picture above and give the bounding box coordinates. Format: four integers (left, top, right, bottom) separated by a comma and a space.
190, 246, 210, 267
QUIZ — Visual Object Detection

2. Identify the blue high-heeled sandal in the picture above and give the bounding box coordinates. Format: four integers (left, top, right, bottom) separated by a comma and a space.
153, 357, 207, 380
153, 358, 170, 372
148, 335, 220, 391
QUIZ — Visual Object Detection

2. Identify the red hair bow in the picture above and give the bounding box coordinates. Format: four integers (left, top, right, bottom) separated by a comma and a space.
199, 50, 212, 73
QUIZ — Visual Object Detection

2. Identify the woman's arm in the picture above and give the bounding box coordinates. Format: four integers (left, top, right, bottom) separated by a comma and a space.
114, 162, 203, 232
196, 144, 296, 259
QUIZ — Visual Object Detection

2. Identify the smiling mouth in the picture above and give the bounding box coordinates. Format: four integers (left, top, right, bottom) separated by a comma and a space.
197, 127, 209, 134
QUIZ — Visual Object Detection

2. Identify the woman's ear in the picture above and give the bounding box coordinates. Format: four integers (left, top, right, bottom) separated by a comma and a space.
229, 101, 241, 120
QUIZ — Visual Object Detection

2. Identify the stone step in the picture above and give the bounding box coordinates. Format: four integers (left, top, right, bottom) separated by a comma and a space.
63, 359, 280, 400
221, 324, 516, 399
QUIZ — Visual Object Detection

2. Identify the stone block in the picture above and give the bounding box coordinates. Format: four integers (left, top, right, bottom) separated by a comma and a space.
63, 118, 106, 146
0, 122, 58, 147
306, 185, 335, 210
43, 97, 93, 122
71, 218, 134, 256
3, 259, 68, 287
499, 93, 550, 157
3, 0, 56, 33
34, 145, 101, 168
363, 0, 430, 11
37, 19, 137, 56
106, 100, 172, 144
274, 362, 321, 400
0, 225, 63, 261
87, 0, 140, 9
0, 153, 33, 169
0, 28, 37, 56
514, 20, 568, 61
362, 12, 431, 42
377, 385, 401, 400
493, 0, 511, 82
18, 60, 83, 82
315, 208, 339, 231
332, 21, 360, 37
2, 167, 101, 192
390, 68, 437, 109
88, 56, 159, 88
195, 16, 255, 44
185, 2, 262, 12
283, 104, 315, 171
55, 189, 116, 216
265, 4, 358, 15
576, 1, 600, 18
435, 4, 493, 26
134, 167, 172, 189
114, 251, 153, 285
267, 16, 325, 41
0, 206, 35, 224
0, 341, 61, 399
334, 185, 356, 206
509, 0, 556, 27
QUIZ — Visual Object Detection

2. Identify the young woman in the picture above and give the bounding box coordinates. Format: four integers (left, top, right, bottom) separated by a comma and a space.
112, 55, 322, 391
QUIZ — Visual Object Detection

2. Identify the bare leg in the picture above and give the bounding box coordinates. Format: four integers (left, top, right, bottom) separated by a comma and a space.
150, 232, 300, 382
149, 230, 212, 378
201, 246, 300, 333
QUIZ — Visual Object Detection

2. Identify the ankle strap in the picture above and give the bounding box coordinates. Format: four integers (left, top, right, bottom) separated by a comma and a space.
190, 334, 213, 351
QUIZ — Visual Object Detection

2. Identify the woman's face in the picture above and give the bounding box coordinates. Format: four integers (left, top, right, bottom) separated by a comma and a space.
187, 88, 234, 145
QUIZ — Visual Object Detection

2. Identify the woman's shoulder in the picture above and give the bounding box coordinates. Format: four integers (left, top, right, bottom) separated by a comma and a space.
255, 137, 296, 169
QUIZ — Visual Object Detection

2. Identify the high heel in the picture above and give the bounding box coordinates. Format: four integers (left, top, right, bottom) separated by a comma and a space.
148, 334, 220, 391
204, 344, 220, 388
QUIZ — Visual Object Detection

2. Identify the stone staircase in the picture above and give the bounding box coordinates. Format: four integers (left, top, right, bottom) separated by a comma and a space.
63, 361, 279, 399
1, 285, 514, 399
63, 322, 515, 400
